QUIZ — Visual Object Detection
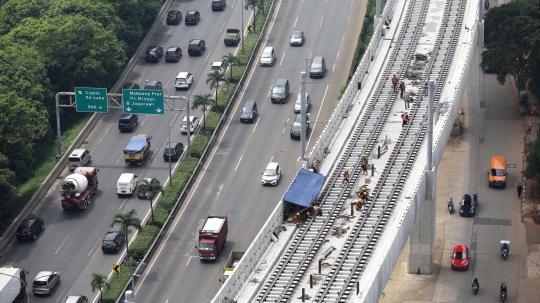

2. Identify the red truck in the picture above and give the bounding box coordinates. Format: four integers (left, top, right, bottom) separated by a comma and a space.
197, 215, 228, 260
60, 167, 99, 210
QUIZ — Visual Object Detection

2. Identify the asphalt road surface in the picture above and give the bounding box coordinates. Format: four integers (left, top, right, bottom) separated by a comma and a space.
131, 0, 365, 302
0, 0, 363, 302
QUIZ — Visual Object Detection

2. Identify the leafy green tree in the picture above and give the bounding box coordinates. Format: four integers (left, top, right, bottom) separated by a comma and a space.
481, 0, 540, 95
0, 93, 50, 181
0, 153, 16, 219
192, 94, 213, 135
6, 16, 126, 92
110, 209, 143, 258
90, 273, 109, 303
0, 0, 53, 35
524, 139, 540, 182
222, 52, 241, 82
206, 70, 228, 107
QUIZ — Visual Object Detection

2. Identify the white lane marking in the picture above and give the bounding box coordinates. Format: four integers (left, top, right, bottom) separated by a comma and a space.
55, 235, 69, 255
253, 118, 260, 132
116, 154, 123, 164
98, 122, 115, 145
88, 237, 101, 256
140, 114, 150, 127
119, 198, 128, 209
205, 52, 211, 62
235, 155, 243, 171
186, 256, 193, 266
320, 17, 324, 28
55, 289, 66, 303
219, 22, 225, 33
280, 52, 286, 66
294, 16, 298, 28
267, 85, 272, 97
307, 84, 329, 148
270, 156, 274, 162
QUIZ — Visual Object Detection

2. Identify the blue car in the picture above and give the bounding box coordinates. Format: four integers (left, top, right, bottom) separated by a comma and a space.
459, 194, 478, 217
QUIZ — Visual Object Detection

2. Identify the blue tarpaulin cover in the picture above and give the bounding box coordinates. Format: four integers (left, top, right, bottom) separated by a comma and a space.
283, 169, 326, 208
124, 136, 147, 154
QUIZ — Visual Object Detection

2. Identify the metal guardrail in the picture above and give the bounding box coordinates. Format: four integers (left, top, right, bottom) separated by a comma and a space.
114, 1, 278, 302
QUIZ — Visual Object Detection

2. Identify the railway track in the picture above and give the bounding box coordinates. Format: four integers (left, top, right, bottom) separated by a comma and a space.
255, 0, 465, 301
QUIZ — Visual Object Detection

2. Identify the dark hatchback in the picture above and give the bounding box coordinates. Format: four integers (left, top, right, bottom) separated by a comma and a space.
240, 100, 258, 123
101, 231, 125, 253
166, 10, 182, 25
163, 142, 184, 161
165, 46, 182, 62
459, 194, 478, 217
185, 10, 200, 25
16, 216, 44, 241
212, 0, 226, 11
145, 46, 163, 63
290, 114, 310, 139
144, 80, 163, 90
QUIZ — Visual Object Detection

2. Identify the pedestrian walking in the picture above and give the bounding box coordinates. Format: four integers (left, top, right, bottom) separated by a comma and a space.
401, 112, 409, 127
527, 121, 532, 134
342, 168, 350, 187
391, 74, 399, 92
517, 183, 523, 198
403, 92, 410, 109
399, 81, 406, 99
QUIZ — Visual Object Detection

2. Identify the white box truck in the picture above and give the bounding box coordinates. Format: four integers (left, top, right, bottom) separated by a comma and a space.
0, 266, 27, 303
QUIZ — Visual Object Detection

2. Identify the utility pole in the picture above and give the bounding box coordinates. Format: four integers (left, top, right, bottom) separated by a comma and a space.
300, 71, 307, 162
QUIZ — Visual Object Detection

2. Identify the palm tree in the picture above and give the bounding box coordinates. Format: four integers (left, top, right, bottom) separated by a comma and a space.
206, 70, 228, 107
244, 0, 260, 32
136, 178, 163, 199
192, 94, 213, 136
90, 273, 109, 303
110, 209, 143, 259
222, 52, 241, 82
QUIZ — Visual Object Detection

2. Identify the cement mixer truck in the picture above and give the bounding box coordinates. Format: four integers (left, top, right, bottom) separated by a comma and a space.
60, 167, 99, 210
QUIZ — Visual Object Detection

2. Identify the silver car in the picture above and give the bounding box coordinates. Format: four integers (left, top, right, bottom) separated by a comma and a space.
261, 162, 281, 186
290, 30, 305, 46
33, 271, 60, 295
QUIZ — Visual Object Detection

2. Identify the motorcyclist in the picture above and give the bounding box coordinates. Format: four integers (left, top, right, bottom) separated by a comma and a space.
472, 276, 479, 286
500, 282, 507, 296
502, 243, 509, 252
448, 197, 453, 204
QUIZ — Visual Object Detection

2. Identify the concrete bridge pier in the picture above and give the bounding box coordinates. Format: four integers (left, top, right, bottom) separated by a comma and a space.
407, 168, 437, 274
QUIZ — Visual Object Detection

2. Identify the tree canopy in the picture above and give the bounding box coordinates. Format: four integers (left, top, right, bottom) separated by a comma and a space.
0, 0, 163, 230
481, 0, 540, 95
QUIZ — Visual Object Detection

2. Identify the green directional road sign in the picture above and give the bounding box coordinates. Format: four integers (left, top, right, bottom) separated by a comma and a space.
75, 87, 108, 113
122, 89, 165, 115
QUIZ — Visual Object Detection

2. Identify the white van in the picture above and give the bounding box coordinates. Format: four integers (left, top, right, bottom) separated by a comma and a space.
68, 149, 91, 171
260, 46, 275, 66
175, 72, 194, 90
116, 173, 138, 197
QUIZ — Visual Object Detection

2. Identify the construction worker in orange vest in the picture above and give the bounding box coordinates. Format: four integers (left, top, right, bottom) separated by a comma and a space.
342, 168, 350, 187
401, 112, 409, 127
391, 74, 399, 92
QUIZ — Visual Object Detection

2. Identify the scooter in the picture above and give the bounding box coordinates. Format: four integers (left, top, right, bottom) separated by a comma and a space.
500, 291, 507, 302
472, 283, 479, 295
502, 247, 508, 260
484, 0, 489, 9
447, 198, 454, 214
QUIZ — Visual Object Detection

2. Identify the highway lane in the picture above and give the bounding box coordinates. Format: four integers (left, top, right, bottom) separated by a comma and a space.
0, 1, 252, 302
133, 0, 365, 302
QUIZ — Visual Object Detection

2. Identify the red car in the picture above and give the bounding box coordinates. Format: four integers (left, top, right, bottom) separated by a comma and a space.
451, 244, 470, 270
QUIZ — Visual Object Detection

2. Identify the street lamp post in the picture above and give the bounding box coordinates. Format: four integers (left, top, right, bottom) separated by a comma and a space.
0, 272, 30, 303
241, 0, 245, 54
166, 87, 176, 188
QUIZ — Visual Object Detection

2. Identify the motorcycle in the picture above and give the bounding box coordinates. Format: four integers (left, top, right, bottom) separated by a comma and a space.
502, 247, 508, 260
500, 291, 507, 302
472, 283, 479, 295
484, 0, 489, 9
447, 198, 454, 214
